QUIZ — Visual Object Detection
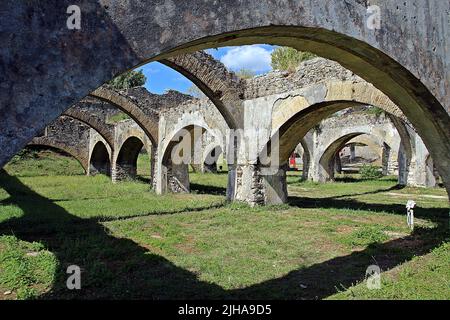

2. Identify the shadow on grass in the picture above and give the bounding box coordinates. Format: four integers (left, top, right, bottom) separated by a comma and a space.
288, 192, 447, 220
0, 170, 448, 299
190, 182, 227, 196
0, 170, 225, 299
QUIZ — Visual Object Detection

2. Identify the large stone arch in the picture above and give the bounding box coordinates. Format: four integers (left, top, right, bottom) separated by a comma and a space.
161, 51, 244, 129
28, 137, 88, 173
2, 1, 450, 197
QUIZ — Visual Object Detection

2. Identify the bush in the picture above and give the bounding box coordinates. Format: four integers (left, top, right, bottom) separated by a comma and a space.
360, 164, 382, 180
271, 47, 317, 73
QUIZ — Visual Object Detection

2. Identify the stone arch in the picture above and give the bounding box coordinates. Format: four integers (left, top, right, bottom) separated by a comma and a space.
317, 132, 390, 182
158, 122, 226, 194
89, 141, 111, 176
342, 136, 383, 165
89, 87, 159, 145
299, 138, 312, 181
27, 137, 88, 173
64, 106, 115, 149
267, 80, 412, 165
113, 136, 145, 182
112, 120, 154, 184
3, 1, 450, 197
161, 51, 244, 129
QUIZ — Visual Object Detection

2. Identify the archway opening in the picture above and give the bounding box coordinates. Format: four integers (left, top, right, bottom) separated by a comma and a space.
89, 142, 111, 176
115, 137, 146, 182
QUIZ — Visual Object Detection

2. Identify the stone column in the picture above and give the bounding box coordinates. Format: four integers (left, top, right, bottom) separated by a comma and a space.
397, 143, 409, 186
233, 163, 288, 206
349, 144, 356, 162
334, 154, 342, 174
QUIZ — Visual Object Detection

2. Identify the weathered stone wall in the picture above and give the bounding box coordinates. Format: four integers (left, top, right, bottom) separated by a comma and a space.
28, 116, 91, 172
244, 58, 359, 99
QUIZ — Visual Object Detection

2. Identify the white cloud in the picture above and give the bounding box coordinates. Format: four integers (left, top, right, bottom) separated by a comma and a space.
220, 45, 273, 73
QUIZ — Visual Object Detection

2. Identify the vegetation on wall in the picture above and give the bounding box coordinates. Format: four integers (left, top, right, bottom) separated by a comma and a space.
108, 70, 146, 90
271, 47, 317, 73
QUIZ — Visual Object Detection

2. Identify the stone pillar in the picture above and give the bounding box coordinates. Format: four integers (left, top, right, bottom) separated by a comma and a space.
381, 143, 391, 176
397, 143, 409, 186
301, 149, 310, 181
156, 159, 190, 194
349, 144, 356, 162
334, 154, 342, 174
309, 152, 334, 183
233, 163, 288, 206
407, 135, 438, 188
150, 145, 157, 189
111, 162, 136, 182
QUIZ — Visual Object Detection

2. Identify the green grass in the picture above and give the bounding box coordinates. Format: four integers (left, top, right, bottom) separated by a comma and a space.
0, 151, 448, 300
5, 149, 84, 177
106, 112, 131, 124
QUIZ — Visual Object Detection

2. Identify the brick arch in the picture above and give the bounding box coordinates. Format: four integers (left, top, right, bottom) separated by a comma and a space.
161, 51, 244, 129
28, 137, 88, 173
64, 106, 115, 149
3, 1, 450, 196
89, 87, 159, 145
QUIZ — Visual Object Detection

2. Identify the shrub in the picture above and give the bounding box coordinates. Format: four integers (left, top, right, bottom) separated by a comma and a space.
360, 164, 382, 180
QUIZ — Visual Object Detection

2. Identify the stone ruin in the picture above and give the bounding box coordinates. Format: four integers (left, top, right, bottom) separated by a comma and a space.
26, 54, 442, 206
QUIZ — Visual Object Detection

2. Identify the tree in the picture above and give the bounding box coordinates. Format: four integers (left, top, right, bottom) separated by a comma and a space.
271, 47, 317, 73
108, 70, 146, 90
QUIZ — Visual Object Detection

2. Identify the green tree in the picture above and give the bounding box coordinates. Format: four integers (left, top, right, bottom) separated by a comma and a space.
271, 47, 317, 73
108, 70, 146, 90
235, 68, 256, 79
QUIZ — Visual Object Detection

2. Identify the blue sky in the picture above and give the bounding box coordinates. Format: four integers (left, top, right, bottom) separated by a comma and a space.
136, 44, 275, 94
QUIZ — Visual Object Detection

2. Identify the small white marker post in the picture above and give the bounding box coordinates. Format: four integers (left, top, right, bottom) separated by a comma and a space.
406, 200, 416, 231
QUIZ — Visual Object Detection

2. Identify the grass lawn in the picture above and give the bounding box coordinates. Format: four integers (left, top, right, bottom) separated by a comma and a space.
0, 152, 448, 299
